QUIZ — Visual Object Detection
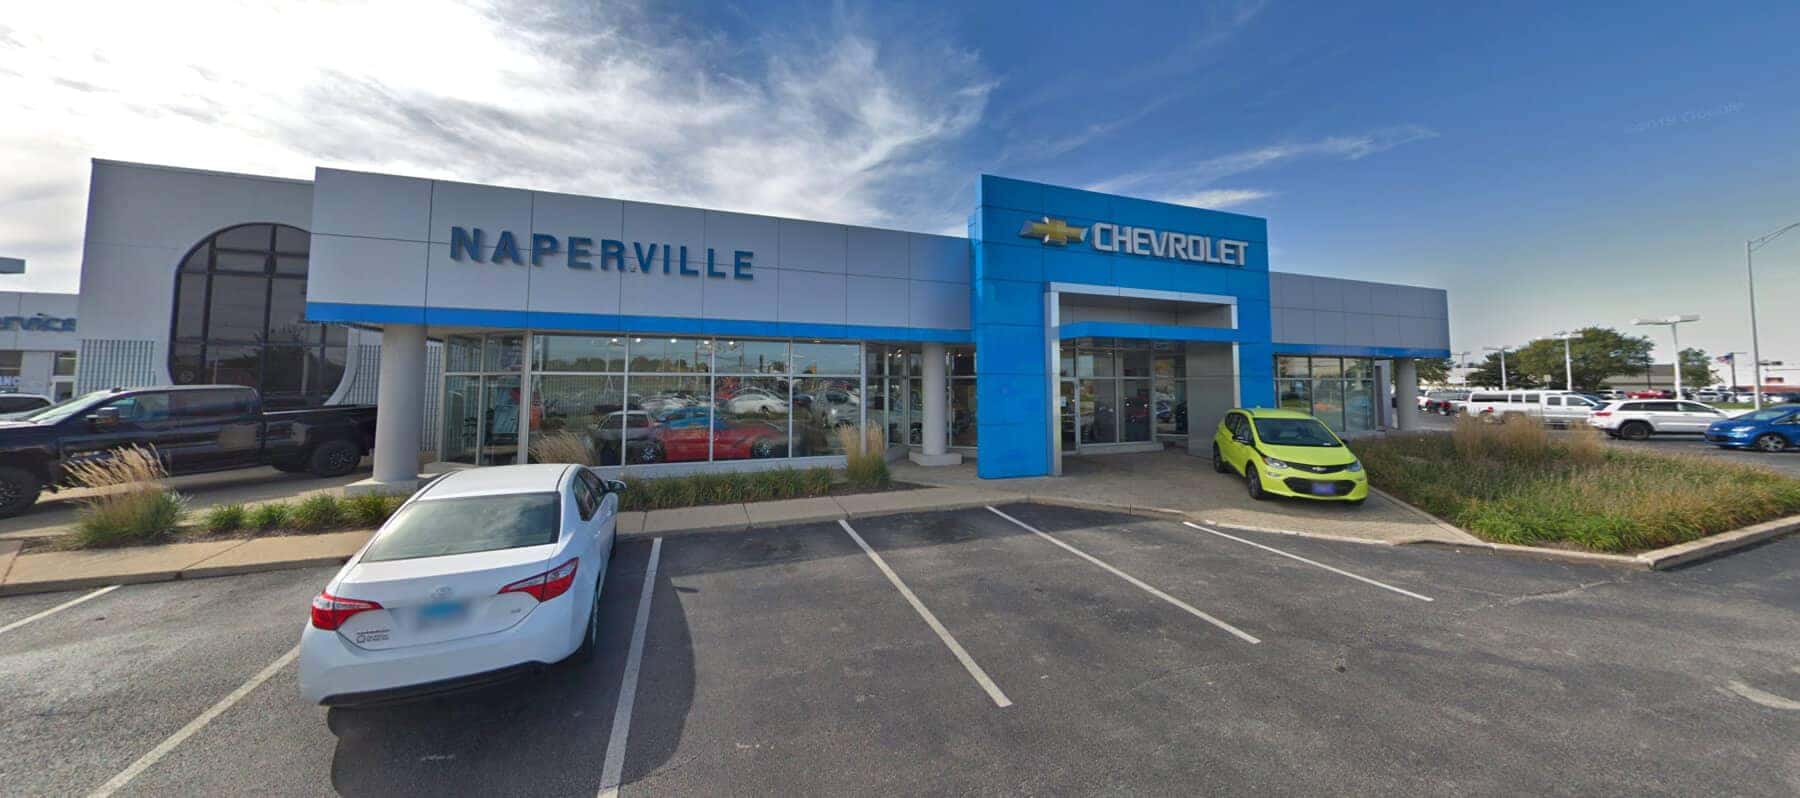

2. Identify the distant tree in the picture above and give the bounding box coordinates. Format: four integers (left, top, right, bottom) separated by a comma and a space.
1466, 351, 1542, 389
1677, 348, 1721, 387
1414, 357, 1453, 385
1512, 327, 1655, 391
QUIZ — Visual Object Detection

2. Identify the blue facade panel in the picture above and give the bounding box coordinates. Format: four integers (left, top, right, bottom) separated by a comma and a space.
972, 174, 1283, 478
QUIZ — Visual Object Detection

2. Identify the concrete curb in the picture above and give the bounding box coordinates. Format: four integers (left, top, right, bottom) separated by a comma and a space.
1366, 486, 1482, 544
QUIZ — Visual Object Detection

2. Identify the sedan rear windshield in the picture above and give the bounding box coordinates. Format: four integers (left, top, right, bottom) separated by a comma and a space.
360, 493, 562, 563
1254, 418, 1342, 447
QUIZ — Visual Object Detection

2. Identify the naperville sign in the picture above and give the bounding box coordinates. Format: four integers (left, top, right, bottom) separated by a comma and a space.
448, 226, 755, 280
1018, 217, 1251, 267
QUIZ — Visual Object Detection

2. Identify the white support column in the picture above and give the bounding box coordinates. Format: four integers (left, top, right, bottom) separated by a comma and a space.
909, 342, 962, 466
356, 324, 428, 492
1394, 358, 1419, 432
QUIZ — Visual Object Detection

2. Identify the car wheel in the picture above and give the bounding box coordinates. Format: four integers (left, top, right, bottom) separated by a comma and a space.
751, 438, 777, 459
1211, 444, 1230, 474
1246, 466, 1268, 501
307, 439, 363, 477
1754, 433, 1787, 453
1618, 421, 1652, 441
0, 467, 40, 518
633, 441, 662, 464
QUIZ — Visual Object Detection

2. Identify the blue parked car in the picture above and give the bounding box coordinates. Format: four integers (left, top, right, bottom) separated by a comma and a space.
1705, 406, 1800, 452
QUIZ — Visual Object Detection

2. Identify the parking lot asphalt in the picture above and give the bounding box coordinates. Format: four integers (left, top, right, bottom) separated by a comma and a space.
2, 504, 1796, 796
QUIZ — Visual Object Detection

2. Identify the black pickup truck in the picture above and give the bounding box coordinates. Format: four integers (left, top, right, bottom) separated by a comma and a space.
0, 385, 378, 516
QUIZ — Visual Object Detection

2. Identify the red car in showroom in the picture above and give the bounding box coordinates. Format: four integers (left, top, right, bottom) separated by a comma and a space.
645, 418, 789, 462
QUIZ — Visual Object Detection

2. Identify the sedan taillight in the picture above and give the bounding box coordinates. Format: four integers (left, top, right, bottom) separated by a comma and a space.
1592, 411, 1611, 417
311, 592, 383, 630
499, 558, 580, 602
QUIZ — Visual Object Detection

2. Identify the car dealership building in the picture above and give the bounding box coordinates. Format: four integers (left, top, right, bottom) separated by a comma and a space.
74, 160, 1450, 488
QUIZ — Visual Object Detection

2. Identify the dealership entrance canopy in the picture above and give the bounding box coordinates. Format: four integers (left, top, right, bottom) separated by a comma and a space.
74, 162, 1449, 488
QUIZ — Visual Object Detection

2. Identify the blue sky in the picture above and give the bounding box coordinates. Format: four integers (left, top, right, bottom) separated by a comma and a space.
3, 1, 1796, 375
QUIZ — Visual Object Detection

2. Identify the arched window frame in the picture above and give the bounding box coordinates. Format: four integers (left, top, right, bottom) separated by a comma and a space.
168, 223, 347, 409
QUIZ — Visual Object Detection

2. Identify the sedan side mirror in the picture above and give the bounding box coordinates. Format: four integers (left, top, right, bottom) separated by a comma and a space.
604, 479, 628, 494
87, 407, 121, 430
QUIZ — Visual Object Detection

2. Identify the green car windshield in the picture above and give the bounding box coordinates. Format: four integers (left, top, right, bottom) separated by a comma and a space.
1253, 417, 1342, 447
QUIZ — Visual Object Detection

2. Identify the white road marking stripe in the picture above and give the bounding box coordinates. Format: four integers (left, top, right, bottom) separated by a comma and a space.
0, 584, 119, 636
87, 644, 300, 798
1183, 521, 1434, 602
838, 519, 1013, 708
1727, 680, 1800, 711
988, 507, 1261, 645
598, 536, 663, 798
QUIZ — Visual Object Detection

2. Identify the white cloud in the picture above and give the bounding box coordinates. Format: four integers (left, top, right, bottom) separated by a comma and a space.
1162, 189, 1274, 210
1089, 125, 1439, 197
0, 0, 992, 290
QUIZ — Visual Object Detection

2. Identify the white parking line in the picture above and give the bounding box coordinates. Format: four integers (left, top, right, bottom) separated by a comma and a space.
1182, 521, 1434, 602
838, 519, 1013, 708
598, 536, 663, 798
987, 507, 1261, 645
87, 644, 299, 798
0, 585, 120, 637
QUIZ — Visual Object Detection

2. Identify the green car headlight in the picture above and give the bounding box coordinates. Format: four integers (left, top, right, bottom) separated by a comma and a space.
1347, 461, 1364, 473
1261, 455, 1289, 469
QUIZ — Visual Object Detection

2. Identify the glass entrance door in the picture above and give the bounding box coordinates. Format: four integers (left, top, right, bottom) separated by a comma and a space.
1153, 354, 1187, 442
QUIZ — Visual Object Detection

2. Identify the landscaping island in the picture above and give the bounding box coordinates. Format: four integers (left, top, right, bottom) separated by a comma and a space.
1351, 418, 1800, 553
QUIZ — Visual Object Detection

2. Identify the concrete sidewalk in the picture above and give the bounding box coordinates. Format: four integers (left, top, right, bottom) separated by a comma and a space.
0, 486, 1025, 596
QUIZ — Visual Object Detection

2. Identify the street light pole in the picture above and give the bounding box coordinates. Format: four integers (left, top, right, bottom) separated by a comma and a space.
1483, 346, 1508, 390
1746, 221, 1800, 410
1633, 315, 1700, 398
1552, 331, 1580, 391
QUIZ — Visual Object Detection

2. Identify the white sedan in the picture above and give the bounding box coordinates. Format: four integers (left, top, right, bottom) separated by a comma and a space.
299, 464, 621, 706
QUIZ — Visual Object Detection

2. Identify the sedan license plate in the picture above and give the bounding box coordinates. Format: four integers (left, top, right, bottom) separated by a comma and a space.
1309, 482, 1337, 497
418, 601, 466, 627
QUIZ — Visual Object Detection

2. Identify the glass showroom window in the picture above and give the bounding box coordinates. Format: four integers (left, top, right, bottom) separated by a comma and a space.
1272, 356, 1375, 434
634, 337, 717, 464
792, 342, 862, 456
530, 335, 627, 465
168, 223, 345, 409
442, 334, 523, 466
1066, 339, 1153, 446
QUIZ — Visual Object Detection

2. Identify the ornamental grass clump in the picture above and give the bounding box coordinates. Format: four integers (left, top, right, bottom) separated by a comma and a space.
67, 446, 187, 548
1353, 418, 1800, 553
202, 503, 248, 535
291, 494, 345, 531
839, 424, 891, 488
528, 431, 596, 466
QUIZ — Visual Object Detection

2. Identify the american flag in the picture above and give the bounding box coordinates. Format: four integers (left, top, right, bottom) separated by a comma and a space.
1717, 353, 1734, 363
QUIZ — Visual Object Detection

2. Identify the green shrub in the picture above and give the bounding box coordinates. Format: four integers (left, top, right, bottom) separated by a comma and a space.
202, 503, 248, 535
617, 465, 849, 512
250, 501, 293, 531
344, 492, 405, 528
73, 489, 186, 548
292, 494, 345, 530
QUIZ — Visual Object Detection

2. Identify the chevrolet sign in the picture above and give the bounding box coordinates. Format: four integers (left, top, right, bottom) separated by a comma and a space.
1019, 218, 1250, 266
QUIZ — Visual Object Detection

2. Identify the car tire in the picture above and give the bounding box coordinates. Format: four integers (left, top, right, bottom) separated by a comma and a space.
633, 441, 662, 464
573, 583, 600, 664
1754, 433, 1787, 453
1246, 466, 1268, 501
0, 466, 40, 518
1211, 444, 1230, 474
307, 439, 363, 477
1618, 421, 1652, 441
751, 438, 777, 459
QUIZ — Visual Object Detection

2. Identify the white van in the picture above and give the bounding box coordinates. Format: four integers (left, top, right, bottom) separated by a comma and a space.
1460, 390, 1603, 426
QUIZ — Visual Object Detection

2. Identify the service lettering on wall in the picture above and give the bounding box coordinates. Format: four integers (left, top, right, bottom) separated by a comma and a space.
0, 315, 76, 332
448, 227, 753, 280
1019, 217, 1250, 266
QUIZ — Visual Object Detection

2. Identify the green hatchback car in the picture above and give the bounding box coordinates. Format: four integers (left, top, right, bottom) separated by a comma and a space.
1212, 408, 1368, 505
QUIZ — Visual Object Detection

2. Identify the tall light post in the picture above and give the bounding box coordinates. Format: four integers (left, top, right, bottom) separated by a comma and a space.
1633, 314, 1700, 398
1483, 346, 1509, 390
1747, 221, 1800, 410
1551, 331, 1580, 391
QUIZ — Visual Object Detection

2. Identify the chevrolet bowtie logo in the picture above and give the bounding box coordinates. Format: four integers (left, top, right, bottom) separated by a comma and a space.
1018, 216, 1087, 246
